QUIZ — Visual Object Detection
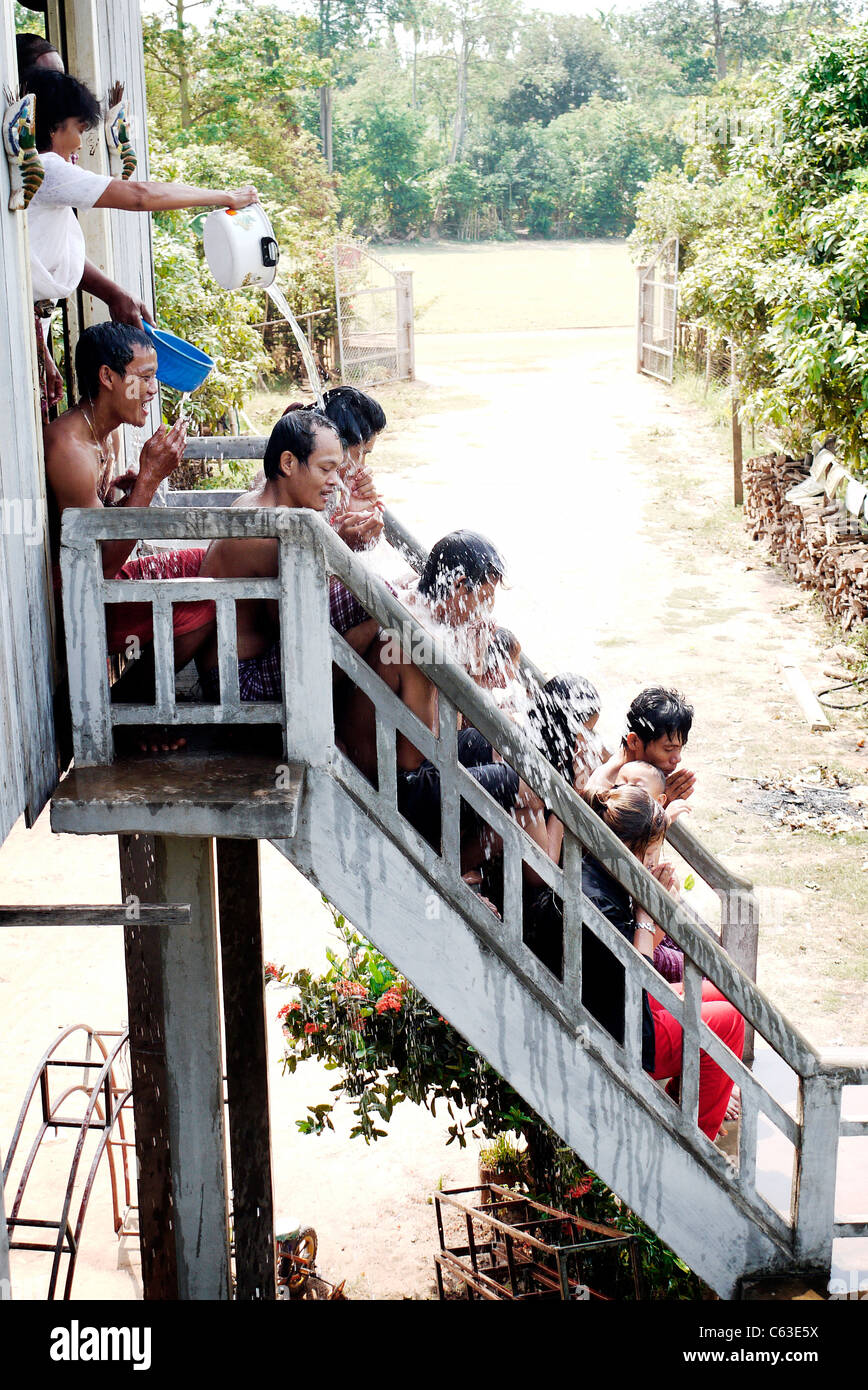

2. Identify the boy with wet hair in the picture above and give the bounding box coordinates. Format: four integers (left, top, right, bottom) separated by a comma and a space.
338, 532, 542, 865
586, 686, 695, 808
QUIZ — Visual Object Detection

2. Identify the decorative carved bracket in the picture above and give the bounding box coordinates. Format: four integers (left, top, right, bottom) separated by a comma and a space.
2, 88, 44, 211
105, 80, 138, 180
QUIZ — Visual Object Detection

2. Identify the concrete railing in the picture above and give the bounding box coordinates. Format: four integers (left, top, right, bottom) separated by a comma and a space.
169, 440, 762, 1005
59, 501, 868, 1284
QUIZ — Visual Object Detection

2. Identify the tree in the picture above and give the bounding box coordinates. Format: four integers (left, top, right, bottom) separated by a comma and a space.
431, 0, 519, 162
639, 30, 868, 472
497, 14, 622, 127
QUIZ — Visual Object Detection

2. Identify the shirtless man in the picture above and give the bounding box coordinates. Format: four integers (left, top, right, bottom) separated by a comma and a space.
195, 409, 377, 702
338, 531, 544, 867
585, 687, 696, 808
44, 322, 212, 751
44, 322, 186, 586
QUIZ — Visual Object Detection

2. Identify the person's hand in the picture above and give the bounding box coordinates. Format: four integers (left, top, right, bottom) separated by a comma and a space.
651, 861, 681, 897
336, 509, 383, 549
138, 419, 187, 486
44, 352, 64, 407
664, 767, 695, 806
224, 186, 259, 211
104, 468, 138, 506
107, 287, 155, 330
350, 464, 380, 504
665, 798, 691, 827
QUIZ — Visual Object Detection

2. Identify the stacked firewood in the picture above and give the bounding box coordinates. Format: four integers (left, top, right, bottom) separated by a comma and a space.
744, 453, 868, 630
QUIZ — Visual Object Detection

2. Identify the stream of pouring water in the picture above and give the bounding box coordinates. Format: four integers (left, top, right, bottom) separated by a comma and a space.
265, 284, 325, 409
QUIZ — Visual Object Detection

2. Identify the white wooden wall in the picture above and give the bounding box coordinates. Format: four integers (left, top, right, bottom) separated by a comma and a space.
0, 9, 58, 844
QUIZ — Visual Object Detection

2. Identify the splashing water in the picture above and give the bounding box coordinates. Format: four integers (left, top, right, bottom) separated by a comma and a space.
265, 284, 325, 409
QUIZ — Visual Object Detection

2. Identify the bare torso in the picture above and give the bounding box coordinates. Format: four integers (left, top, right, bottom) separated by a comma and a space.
196, 486, 279, 667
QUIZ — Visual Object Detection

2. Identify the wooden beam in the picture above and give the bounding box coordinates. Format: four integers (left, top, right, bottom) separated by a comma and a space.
217, 839, 276, 1301
782, 664, 832, 733
0, 904, 190, 928
119, 833, 179, 1301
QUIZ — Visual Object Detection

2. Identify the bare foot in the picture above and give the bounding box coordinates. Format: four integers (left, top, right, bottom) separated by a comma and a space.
114, 726, 188, 757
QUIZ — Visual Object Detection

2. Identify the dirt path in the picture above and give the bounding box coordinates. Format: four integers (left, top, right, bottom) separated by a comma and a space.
379, 327, 868, 1045
1, 323, 865, 1303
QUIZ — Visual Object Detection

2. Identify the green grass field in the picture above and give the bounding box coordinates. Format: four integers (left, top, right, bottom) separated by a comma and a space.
371, 239, 636, 334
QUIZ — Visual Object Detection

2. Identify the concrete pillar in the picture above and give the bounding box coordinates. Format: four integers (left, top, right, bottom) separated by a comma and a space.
120, 833, 231, 1300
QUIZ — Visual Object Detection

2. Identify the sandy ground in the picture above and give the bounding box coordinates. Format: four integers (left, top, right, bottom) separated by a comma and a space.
2, 321, 867, 1302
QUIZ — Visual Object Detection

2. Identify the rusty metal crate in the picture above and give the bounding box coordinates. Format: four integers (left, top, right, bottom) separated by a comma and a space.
432, 1184, 643, 1301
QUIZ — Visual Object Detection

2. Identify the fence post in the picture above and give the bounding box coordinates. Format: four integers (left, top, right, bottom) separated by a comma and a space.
395, 270, 415, 382
731, 343, 744, 506
635, 264, 648, 373
0, 1142, 10, 1300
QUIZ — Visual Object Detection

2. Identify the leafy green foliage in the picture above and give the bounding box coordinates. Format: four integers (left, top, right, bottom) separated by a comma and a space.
636, 29, 868, 472
271, 900, 707, 1298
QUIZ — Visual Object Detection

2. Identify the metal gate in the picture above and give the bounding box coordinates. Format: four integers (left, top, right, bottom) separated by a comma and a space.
333, 241, 414, 386
637, 237, 679, 383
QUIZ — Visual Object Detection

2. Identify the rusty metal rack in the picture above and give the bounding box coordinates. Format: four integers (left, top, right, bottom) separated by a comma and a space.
3, 1025, 136, 1299
433, 1184, 643, 1301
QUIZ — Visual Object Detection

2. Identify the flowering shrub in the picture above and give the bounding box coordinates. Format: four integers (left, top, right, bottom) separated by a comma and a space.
269, 899, 707, 1298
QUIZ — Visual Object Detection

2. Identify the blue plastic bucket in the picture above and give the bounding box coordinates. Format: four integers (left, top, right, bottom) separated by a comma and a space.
143, 323, 214, 391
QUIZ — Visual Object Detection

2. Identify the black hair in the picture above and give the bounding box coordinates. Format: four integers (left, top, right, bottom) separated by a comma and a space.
263, 408, 340, 479
417, 530, 505, 602
321, 386, 387, 449
489, 626, 520, 661
529, 673, 600, 782
16, 34, 61, 77
623, 687, 693, 748
24, 70, 101, 152
75, 322, 153, 401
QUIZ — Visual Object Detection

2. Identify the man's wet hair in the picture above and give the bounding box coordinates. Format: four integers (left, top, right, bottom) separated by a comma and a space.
264, 407, 340, 479
16, 34, 61, 78
622, 687, 693, 748
76, 323, 153, 402
321, 386, 386, 449
25, 70, 101, 152
530, 673, 600, 782
417, 531, 505, 602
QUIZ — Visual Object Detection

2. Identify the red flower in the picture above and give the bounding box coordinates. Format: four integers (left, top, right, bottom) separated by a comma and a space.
264, 962, 282, 983
375, 988, 403, 1015
304, 1021, 320, 1035
288, 1001, 302, 1012
337, 980, 367, 998
277, 1004, 291, 1020
566, 1176, 593, 1199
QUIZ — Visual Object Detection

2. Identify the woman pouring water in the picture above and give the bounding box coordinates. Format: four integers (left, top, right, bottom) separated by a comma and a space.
24, 70, 259, 418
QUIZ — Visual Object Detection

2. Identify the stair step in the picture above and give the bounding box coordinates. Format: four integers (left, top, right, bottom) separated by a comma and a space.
51, 754, 304, 840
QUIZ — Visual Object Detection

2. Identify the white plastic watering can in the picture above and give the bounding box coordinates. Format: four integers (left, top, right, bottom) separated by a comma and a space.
203, 203, 280, 290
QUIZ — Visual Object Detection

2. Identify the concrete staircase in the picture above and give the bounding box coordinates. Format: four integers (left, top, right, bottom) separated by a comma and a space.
53, 499, 868, 1300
